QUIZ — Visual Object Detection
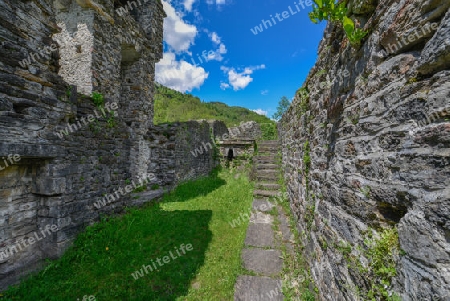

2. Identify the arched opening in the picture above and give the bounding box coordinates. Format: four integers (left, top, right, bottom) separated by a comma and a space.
227, 149, 234, 161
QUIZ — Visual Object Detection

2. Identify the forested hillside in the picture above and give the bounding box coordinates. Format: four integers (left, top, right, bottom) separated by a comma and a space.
154, 84, 274, 127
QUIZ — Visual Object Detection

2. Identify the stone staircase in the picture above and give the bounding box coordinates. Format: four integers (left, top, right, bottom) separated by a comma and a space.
234, 140, 292, 301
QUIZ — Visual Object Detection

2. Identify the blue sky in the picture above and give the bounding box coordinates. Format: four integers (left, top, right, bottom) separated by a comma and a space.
155, 0, 326, 118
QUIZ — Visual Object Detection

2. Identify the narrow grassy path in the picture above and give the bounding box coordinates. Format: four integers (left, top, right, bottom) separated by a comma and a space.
1, 168, 254, 301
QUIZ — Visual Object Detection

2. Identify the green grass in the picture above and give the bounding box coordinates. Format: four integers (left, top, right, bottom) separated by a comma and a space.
1, 168, 254, 301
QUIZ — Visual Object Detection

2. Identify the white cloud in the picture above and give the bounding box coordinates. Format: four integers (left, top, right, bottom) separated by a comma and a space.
228, 69, 252, 90
206, 0, 230, 8
220, 82, 230, 90
162, 0, 197, 53
218, 43, 227, 54
210, 32, 221, 44
220, 65, 266, 91
252, 109, 268, 116
183, 0, 196, 11
261, 90, 269, 95
156, 52, 209, 92
195, 31, 227, 62
203, 43, 227, 62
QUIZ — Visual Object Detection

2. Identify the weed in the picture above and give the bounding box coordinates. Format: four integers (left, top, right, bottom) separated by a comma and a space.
335, 240, 352, 257
339, 227, 402, 300
107, 111, 116, 128
363, 227, 401, 300
132, 185, 147, 193
317, 69, 328, 76
66, 86, 72, 98
305, 202, 315, 231
407, 77, 418, 85
277, 174, 317, 301
89, 120, 101, 133
297, 87, 310, 117
303, 140, 311, 175
350, 114, 360, 125
92, 92, 104, 108
360, 186, 371, 198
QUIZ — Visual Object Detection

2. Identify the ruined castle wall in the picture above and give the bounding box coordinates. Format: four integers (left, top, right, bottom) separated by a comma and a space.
146, 121, 224, 186
0, 0, 221, 290
279, 1, 450, 300
208, 120, 229, 140
0, 0, 71, 288
229, 121, 261, 140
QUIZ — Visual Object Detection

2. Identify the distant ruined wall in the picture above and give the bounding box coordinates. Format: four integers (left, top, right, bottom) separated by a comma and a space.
0, 0, 224, 290
208, 120, 229, 140
279, 1, 450, 300
146, 121, 222, 185
229, 121, 262, 140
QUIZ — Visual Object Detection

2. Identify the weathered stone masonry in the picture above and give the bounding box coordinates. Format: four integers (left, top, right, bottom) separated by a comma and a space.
0, 0, 227, 290
279, 1, 450, 300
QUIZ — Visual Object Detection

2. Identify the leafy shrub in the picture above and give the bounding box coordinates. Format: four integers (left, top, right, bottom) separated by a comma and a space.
309, 0, 368, 46
260, 123, 278, 140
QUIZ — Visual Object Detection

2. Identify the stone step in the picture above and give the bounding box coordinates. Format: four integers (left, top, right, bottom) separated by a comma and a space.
255, 155, 276, 159
234, 276, 283, 301
250, 212, 274, 224
256, 174, 278, 182
256, 183, 280, 190
259, 140, 279, 146
245, 223, 275, 247
241, 248, 283, 276
254, 190, 279, 198
257, 152, 278, 157
258, 146, 278, 151
256, 164, 278, 169
252, 199, 275, 212
255, 156, 277, 164
258, 148, 278, 152
257, 170, 278, 176
256, 171, 279, 178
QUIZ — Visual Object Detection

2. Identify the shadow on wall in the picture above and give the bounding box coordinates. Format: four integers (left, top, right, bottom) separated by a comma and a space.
1, 203, 214, 300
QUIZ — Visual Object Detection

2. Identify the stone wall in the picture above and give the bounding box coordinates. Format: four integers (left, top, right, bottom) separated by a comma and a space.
208, 120, 229, 140
0, 0, 224, 290
146, 121, 222, 186
229, 121, 261, 140
218, 141, 255, 161
279, 1, 450, 300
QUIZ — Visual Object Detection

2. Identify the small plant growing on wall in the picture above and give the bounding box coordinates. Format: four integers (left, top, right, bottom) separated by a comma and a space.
66, 86, 73, 98
92, 92, 105, 108
107, 111, 116, 128
309, 0, 368, 47
303, 140, 311, 175
296, 87, 310, 118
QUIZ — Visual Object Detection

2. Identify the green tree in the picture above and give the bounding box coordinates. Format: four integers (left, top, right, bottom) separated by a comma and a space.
153, 84, 274, 127
272, 96, 291, 120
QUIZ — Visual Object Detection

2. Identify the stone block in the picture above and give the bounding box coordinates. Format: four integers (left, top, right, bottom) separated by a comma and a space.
32, 177, 66, 196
